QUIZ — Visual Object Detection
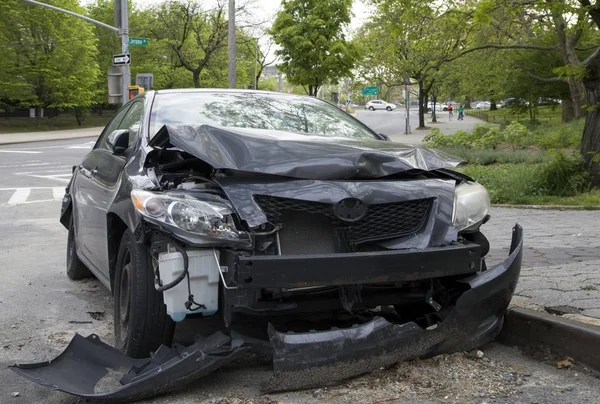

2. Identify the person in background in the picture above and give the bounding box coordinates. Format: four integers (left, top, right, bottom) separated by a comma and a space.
458, 105, 464, 120
448, 104, 453, 120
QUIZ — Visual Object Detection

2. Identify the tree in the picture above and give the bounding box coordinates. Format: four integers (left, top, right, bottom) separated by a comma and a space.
361, 1, 471, 128
0, 0, 100, 118
269, 0, 359, 96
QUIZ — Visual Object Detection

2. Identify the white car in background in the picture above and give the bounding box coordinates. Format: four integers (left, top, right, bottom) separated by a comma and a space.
475, 101, 491, 110
365, 100, 397, 111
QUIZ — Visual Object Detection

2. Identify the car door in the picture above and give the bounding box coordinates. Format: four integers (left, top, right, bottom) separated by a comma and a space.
74, 101, 144, 276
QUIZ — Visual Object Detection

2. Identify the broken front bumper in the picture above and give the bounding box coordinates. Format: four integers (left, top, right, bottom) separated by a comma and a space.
265, 224, 523, 391
10, 225, 522, 400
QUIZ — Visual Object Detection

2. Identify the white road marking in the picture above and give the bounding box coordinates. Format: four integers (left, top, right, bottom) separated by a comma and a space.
19, 174, 71, 183
67, 141, 95, 149
7, 188, 31, 206
1, 187, 64, 207
0, 162, 51, 168
14, 169, 72, 174
53, 187, 64, 200
0, 150, 42, 154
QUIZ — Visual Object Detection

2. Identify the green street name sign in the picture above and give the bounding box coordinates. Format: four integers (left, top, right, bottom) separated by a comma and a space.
362, 86, 378, 96
129, 37, 148, 47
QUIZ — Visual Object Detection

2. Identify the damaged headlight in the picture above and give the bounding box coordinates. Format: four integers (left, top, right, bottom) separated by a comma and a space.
452, 182, 490, 232
131, 190, 249, 244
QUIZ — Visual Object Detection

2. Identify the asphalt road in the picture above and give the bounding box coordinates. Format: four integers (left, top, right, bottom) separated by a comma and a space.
354, 108, 418, 137
1, 136, 600, 403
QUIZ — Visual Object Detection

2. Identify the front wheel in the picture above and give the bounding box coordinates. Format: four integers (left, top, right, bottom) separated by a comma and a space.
369, 106, 375, 111
386, 106, 392, 111
113, 230, 175, 358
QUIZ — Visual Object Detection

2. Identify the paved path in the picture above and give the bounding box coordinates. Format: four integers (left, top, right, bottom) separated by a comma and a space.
484, 207, 600, 319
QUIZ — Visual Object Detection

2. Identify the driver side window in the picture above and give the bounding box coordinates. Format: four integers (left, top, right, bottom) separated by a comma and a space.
117, 101, 144, 147
96, 105, 131, 150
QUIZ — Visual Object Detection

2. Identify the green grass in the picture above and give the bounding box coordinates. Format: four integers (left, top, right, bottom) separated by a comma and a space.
0, 114, 111, 134
457, 163, 599, 206
438, 146, 550, 165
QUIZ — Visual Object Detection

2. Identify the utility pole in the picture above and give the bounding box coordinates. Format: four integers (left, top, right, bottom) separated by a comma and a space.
405, 83, 411, 134
253, 38, 258, 90
20, 0, 130, 105
118, 0, 130, 105
228, 0, 236, 89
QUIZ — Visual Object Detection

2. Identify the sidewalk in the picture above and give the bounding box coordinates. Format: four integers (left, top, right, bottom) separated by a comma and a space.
0, 126, 103, 146
484, 207, 600, 320
388, 114, 484, 143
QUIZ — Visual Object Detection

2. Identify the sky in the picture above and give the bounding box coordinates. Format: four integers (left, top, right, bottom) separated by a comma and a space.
80, 0, 371, 32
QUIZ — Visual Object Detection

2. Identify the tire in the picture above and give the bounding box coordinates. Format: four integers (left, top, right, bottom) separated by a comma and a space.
66, 216, 93, 280
386, 106, 392, 111
114, 230, 175, 358
369, 106, 375, 111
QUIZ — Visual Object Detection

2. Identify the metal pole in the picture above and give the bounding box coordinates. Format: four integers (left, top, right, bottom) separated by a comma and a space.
120, 0, 130, 105
405, 85, 411, 134
228, 0, 236, 88
20, 0, 119, 32
253, 38, 258, 90
278, 72, 282, 92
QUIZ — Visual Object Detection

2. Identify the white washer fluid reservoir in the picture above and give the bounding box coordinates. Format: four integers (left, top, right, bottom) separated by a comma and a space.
158, 248, 220, 322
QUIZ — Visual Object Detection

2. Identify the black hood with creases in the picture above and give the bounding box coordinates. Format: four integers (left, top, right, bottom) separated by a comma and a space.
155, 124, 462, 180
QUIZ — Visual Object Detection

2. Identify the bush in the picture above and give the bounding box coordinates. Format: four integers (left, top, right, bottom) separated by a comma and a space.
458, 151, 591, 203
536, 151, 590, 196
459, 164, 544, 204
437, 146, 549, 165
533, 119, 584, 150
423, 120, 583, 151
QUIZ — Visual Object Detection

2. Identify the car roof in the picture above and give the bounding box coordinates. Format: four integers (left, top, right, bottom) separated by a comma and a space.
153, 88, 304, 98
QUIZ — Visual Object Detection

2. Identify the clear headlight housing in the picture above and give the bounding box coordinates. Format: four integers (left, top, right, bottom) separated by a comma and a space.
131, 190, 250, 245
452, 182, 491, 232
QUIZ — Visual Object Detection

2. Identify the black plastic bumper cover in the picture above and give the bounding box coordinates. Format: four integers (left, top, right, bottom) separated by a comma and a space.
10, 332, 247, 402
263, 224, 523, 392
10, 225, 522, 400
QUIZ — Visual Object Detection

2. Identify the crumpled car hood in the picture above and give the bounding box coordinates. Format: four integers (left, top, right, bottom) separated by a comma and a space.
154, 125, 462, 180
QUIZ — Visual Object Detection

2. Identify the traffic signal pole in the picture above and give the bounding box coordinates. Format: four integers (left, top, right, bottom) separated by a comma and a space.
119, 0, 130, 105
20, 0, 130, 105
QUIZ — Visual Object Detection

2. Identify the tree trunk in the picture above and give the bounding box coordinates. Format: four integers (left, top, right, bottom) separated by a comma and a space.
582, 51, 600, 186
192, 70, 201, 88
562, 98, 574, 123
490, 101, 497, 111
464, 98, 471, 109
567, 78, 586, 118
418, 78, 426, 129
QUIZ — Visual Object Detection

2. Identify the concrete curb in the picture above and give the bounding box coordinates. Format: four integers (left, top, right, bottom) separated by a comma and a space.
492, 204, 600, 211
0, 133, 98, 146
498, 307, 600, 373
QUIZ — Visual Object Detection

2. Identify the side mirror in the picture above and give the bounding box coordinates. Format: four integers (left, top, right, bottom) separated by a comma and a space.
378, 133, 391, 141
107, 129, 129, 154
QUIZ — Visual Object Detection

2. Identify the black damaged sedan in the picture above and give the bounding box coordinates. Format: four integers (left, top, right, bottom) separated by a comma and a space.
12, 89, 523, 400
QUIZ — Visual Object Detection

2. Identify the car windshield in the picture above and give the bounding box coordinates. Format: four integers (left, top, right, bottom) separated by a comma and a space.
149, 91, 377, 140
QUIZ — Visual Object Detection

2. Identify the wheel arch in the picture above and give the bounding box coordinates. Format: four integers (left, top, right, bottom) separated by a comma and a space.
107, 212, 131, 292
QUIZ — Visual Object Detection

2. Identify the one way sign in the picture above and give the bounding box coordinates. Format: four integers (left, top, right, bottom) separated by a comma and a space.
113, 53, 131, 65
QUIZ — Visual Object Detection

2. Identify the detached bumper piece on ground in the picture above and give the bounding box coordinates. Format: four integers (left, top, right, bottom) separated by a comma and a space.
10, 225, 523, 401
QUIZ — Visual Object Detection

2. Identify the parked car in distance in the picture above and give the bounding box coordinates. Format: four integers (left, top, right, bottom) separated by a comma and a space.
427, 102, 444, 112
475, 101, 491, 110
365, 100, 397, 111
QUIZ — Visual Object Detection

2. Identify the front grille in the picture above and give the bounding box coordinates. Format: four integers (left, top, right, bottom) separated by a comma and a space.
254, 195, 432, 250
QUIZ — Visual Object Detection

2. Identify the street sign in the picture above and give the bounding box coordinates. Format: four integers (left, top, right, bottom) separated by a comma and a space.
362, 86, 378, 96
129, 37, 148, 47
113, 53, 131, 65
